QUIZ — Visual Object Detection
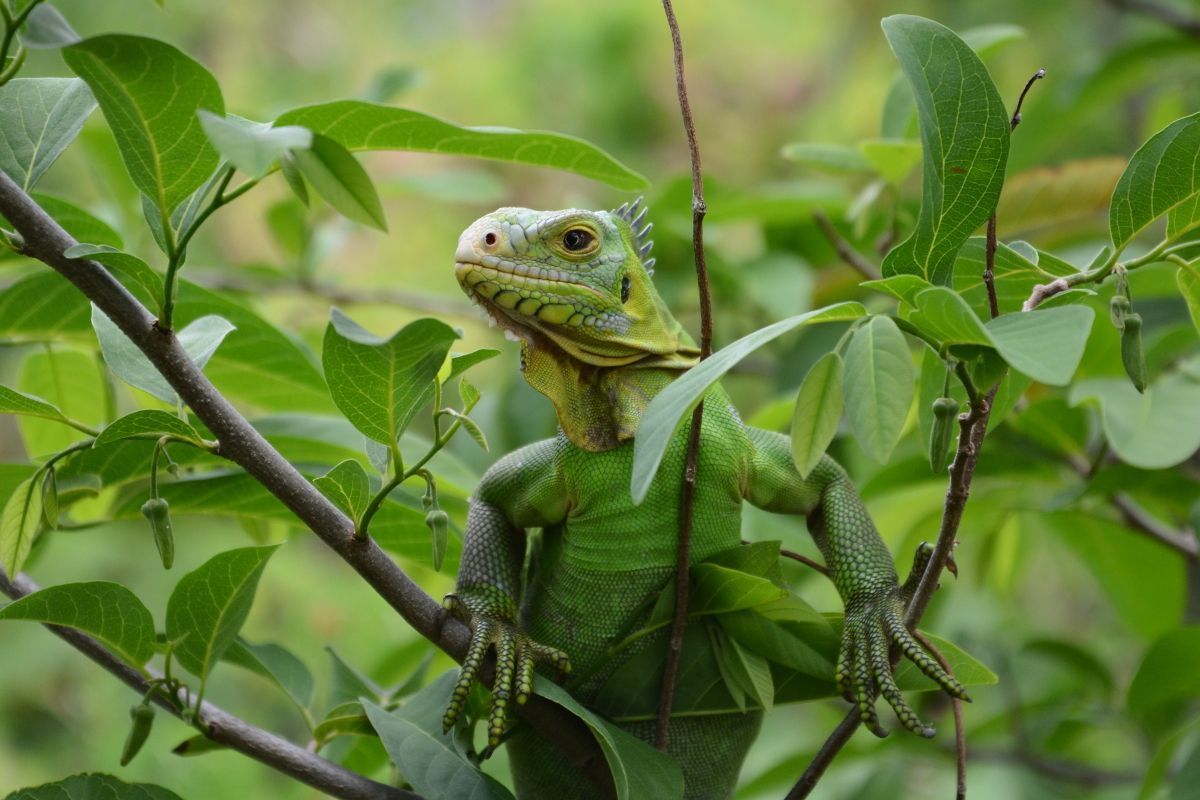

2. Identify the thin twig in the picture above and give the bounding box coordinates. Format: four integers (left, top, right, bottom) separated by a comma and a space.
914, 630, 966, 800
789, 70, 1046, 798
1102, 0, 1200, 36
1111, 493, 1200, 558
983, 68, 1044, 319
0, 170, 613, 794
779, 546, 830, 576
0, 568, 414, 800
655, 0, 713, 753
813, 210, 883, 281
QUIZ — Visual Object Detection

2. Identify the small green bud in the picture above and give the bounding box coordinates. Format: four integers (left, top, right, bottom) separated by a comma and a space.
928, 397, 959, 473
1109, 294, 1130, 329
1120, 312, 1147, 393
120, 703, 155, 766
426, 509, 449, 572
141, 498, 175, 570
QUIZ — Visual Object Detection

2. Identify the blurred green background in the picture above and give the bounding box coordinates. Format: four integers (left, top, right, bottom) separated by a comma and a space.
2, 0, 1200, 798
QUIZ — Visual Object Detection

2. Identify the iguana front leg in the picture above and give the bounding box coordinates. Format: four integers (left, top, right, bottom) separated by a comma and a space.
442, 439, 572, 748
743, 427, 968, 737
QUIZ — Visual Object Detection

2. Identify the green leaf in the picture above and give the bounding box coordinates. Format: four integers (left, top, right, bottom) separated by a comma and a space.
165, 545, 279, 679
65, 244, 164, 312
879, 15, 1010, 285
363, 699, 516, 800
844, 315, 913, 463
1179, 265, 1200, 335
0, 272, 90, 341
18, 4, 81, 50
780, 142, 871, 173
996, 157, 1126, 239
0, 385, 73, 426
631, 302, 866, 504
325, 646, 384, 709
909, 287, 992, 346
322, 309, 459, 445
291, 133, 386, 231
0, 78, 96, 191
93, 410, 203, 449
63, 34, 224, 216
714, 631, 774, 711
859, 138, 922, 184
92, 306, 235, 404
313, 459, 371, 522
718, 608, 833, 678
985, 306, 1095, 386
314, 700, 373, 743
197, 112, 312, 179
1128, 628, 1200, 719
1110, 112, 1200, 250
275, 100, 647, 191
534, 678, 684, 800
790, 352, 843, 478
224, 637, 314, 712
1071, 374, 1200, 469
14, 348, 102, 458
4, 774, 183, 800
860, 274, 932, 307
689, 563, 788, 616
1, 477, 41, 577
0, 581, 155, 666
952, 237, 1077, 317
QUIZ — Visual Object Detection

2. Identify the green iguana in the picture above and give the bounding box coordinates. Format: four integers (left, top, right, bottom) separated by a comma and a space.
441, 200, 966, 799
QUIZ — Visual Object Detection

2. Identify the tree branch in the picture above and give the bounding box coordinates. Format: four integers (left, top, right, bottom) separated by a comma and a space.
0, 170, 611, 793
1102, 0, 1200, 37
656, 0, 713, 752
1111, 492, 1200, 558
0, 567, 413, 800
789, 69, 1047, 798
813, 210, 883, 281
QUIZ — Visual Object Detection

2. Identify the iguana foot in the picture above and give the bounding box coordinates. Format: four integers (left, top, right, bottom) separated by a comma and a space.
835, 587, 970, 739
441, 593, 571, 748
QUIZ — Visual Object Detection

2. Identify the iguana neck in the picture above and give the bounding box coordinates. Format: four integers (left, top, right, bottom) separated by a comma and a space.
521, 341, 697, 451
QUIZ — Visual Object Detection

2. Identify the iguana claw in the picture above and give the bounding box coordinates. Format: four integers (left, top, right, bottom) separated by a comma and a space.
441, 593, 571, 748
837, 586, 970, 739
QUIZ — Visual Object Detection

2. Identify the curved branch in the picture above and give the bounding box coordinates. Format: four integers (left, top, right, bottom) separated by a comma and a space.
0, 170, 609, 792
0, 568, 413, 800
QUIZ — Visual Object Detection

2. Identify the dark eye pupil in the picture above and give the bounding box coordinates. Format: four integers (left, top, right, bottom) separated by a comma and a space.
563, 229, 592, 251
621, 276, 631, 303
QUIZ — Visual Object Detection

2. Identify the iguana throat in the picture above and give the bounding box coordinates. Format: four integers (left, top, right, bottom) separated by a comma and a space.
454, 201, 699, 450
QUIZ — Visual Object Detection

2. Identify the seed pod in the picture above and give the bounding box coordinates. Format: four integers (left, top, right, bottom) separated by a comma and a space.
928, 397, 959, 473
141, 498, 175, 570
120, 703, 155, 766
1109, 294, 1130, 329
425, 509, 449, 572
1121, 313, 1147, 393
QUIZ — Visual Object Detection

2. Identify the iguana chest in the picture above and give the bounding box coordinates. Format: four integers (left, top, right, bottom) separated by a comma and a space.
521, 392, 752, 670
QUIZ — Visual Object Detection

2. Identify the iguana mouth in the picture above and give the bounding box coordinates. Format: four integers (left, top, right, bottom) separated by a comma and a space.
454, 259, 617, 331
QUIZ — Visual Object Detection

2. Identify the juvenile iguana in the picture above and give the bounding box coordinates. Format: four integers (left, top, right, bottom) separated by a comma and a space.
441, 200, 966, 799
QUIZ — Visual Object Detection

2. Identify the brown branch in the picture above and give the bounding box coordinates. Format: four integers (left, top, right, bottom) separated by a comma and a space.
0, 170, 612, 795
0, 568, 414, 800
813, 210, 883, 281
914, 630, 966, 800
778, 545, 830, 576
789, 70, 1047, 798
656, 0, 713, 752
1102, 0, 1200, 36
1111, 492, 1200, 558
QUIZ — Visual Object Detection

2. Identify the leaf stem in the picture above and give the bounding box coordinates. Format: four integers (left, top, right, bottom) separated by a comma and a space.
159, 167, 252, 330
357, 417, 464, 538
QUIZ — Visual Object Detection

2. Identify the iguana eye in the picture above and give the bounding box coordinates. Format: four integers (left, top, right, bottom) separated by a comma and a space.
561, 227, 595, 253
620, 275, 631, 303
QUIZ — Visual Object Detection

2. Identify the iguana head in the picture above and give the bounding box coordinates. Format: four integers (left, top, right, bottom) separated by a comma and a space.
454, 201, 697, 369
453, 201, 698, 450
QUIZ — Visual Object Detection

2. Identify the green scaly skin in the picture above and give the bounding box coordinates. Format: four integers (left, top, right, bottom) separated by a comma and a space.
442, 201, 967, 799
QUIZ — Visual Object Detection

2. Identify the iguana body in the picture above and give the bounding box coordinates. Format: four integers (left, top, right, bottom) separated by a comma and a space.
443, 202, 965, 799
